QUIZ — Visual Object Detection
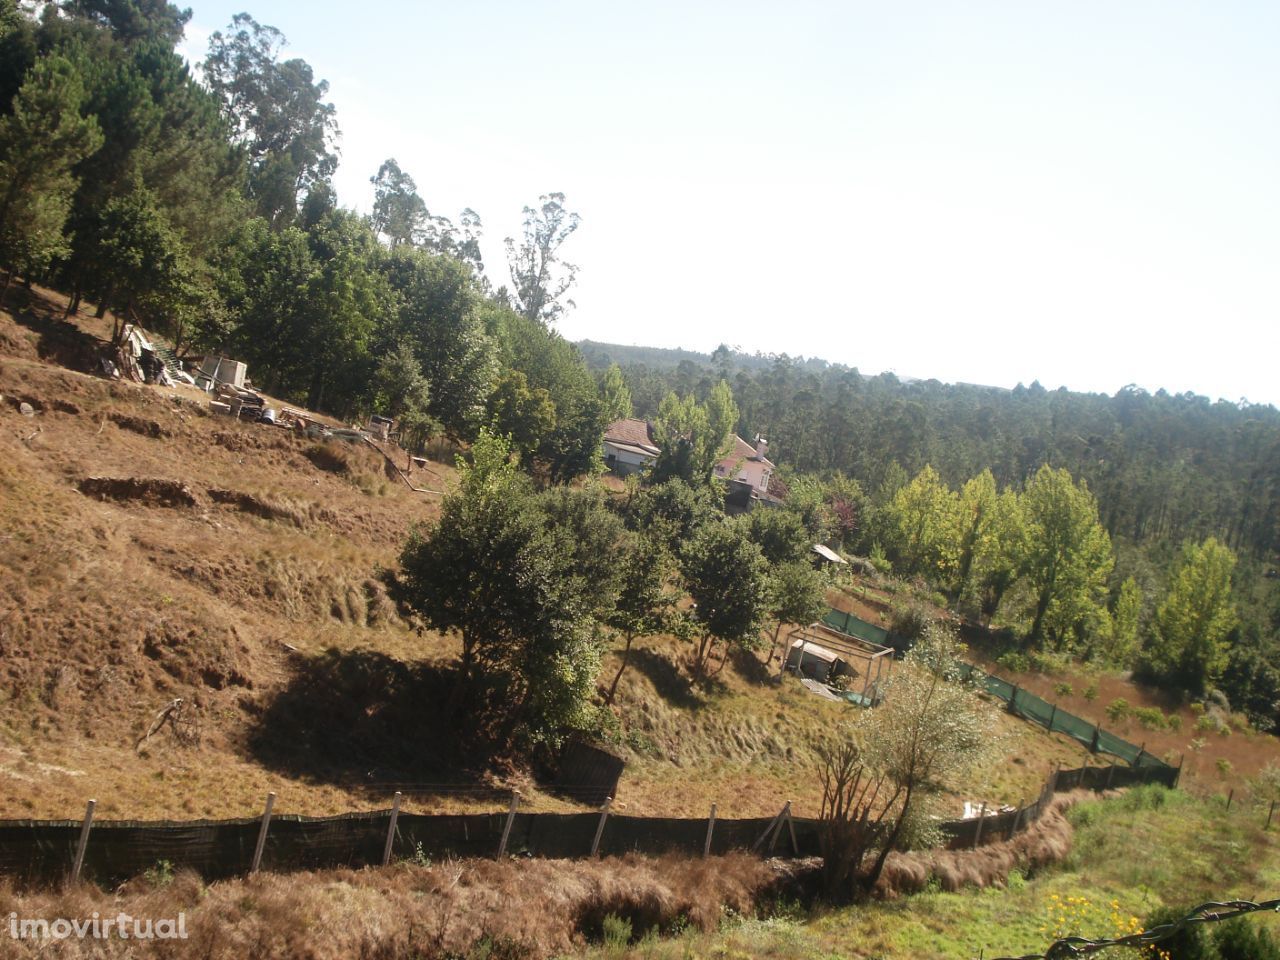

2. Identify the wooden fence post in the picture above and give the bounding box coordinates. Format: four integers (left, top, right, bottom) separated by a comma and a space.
1225, 789, 1234, 812
703, 803, 717, 858
972, 803, 988, 849
69, 799, 96, 885
1266, 800, 1275, 831
497, 792, 520, 859
1007, 685, 1019, 715
382, 791, 402, 867
1008, 800, 1026, 840
1106, 763, 1116, 789
590, 797, 613, 858
769, 801, 793, 854
1175, 754, 1184, 789
251, 792, 275, 874
753, 802, 789, 853
1048, 703, 1057, 731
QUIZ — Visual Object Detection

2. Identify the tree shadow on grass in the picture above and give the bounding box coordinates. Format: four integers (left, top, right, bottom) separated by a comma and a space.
245, 648, 505, 800
4, 288, 102, 373
627, 647, 705, 709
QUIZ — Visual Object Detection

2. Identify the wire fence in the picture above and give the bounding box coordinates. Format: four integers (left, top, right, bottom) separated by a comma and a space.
820, 608, 1176, 773
0, 757, 1179, 888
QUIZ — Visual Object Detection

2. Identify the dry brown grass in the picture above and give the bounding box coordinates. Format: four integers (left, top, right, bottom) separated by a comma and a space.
873, 790, 1083, 898
0, 853, 783, 958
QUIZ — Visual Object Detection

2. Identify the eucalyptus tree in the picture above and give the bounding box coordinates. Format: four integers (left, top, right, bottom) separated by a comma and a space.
504, 191, 580, 326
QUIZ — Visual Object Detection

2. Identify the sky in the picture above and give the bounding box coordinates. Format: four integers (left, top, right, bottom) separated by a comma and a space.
178, 1, 1280, 406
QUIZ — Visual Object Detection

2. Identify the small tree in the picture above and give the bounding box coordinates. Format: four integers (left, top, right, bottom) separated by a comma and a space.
817, 622, 994, 900
397, 431, 604, 747
680, 519, 768, 678
762, 560, 828, 666
603, 534, 677, 704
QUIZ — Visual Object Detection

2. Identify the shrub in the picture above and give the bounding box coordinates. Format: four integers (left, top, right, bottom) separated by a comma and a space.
1030, 649, 1071, 675
1167, 714, 1182, 732
1141, 905, 1216, 960
1189, 701, 1206, 716
1195, 712, 1231, 736
1105, 698, 1132, 723
1053, 681, 1074, 698
1133, 706, 1168, 731
1082, 681, 1099, 701
1216, 758, 1233, 779
601, 913, 632, 949
997, 651, 1030, 674
889, 599, 932, 642
1215, 918, 1280, 960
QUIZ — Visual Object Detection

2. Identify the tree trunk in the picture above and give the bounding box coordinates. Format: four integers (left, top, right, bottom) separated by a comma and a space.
604, 633, 636, 705
0, 267, 12, 309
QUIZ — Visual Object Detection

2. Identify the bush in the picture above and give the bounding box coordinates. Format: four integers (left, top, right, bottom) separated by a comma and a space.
1053, 681, 1074, 698
1216, 758, 1233, 779
1105, 698, 1132, 723
1215, 917, 1280, 960
1030, 649, 1071, 675
1167, 714, 1183, 732
1141, 905, 1216, 960
601, 913, 632, 949
889, 599, 932, 642
1082, 681, 1099, 701
1189, 701, 1206, 716
1133, 706, 1168, 731
997, 651, 1030, 674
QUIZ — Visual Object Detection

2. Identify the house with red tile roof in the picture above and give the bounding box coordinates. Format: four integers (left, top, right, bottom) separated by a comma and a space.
602, 417, 660, 476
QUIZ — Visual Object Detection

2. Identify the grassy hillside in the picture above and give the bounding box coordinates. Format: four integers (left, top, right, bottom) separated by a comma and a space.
0, 286, 1091, 827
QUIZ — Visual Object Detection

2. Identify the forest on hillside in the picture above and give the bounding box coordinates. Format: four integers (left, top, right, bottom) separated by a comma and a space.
0, 0, 606, 478
584, 342, 1280, 733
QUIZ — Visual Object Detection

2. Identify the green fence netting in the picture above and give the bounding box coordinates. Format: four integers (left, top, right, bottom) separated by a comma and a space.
826, 608, 1174, 774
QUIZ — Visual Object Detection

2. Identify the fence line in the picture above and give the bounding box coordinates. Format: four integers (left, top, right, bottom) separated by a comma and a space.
820, 608, 1177, 774
0, 759, 1177, 887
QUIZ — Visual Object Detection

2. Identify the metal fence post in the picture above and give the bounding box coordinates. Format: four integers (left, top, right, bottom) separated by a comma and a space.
703, 803, 717, 858
382, 791, 402, 867
251, 792, 275, 874
590, 797, 613, 858
497, 792, 519, 859
70, 799, 96, 885
1226, 789, 1234, 812
1267, 800, 1275, 831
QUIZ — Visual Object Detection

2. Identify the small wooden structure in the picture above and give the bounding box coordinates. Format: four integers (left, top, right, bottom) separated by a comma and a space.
784, 622, 895, 705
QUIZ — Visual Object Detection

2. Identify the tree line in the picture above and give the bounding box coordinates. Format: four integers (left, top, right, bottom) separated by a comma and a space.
586, 346, 1280, 733
0, 1, 604, 475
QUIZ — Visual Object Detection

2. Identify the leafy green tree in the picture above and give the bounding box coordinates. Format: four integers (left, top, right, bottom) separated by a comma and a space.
383, 247, 497, 440
488, 370, 556, 468
1145, 537, 1238, 695
967, 486, 1025, 623
0, 55, 103, 301
626, 477, 717, 556
954, 469, 998, 596
883, 465, 961, 582
398, 431, 603, 746
203, 13, 337, 228
745, 507, 811, 565
489, 303, 605, 481
371, 341, 430, 420
1105, 576, 1143, 667
762, 560, 828, 666
604, 534, 677, 703
681, 519, 769, 678
88, 184, 192, 340
504, 191, 580, 325
597, 363, 632, 423
650, 380, 738, 487
1018, 465, 1114, 645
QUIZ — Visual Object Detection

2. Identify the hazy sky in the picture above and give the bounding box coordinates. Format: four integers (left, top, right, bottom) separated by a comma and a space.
179, 2, 1279, 405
